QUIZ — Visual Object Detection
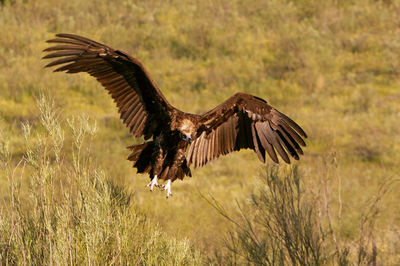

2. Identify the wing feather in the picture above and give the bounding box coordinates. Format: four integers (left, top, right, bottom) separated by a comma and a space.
127, 106, 144, 128
264, 121, 290, 163
201, 138, 208, 166
43, 33, 175, 139
186, 139, 195, 163
213, 129, 219, 160
123, 104, 140, 125
274, 110, 307, 138
251, 122, 266, 163
43, 50, 84, 58
46, 38, 85, 45
187, 92, 307, 167
135, 115, 147, 136
277, 130, 299, 159
131, 112, 146, 134
120, 93, 138, 113
219, 126, 225, 155
255, 122, 279, 163
276, 118, 306, 147
192, 134, 202, 167
207, 133, 214, 162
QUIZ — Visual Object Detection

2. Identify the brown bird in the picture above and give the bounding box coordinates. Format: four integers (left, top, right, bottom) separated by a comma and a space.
43, 34, 307, 198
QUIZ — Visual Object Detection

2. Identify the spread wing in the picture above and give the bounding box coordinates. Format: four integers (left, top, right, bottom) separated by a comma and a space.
187, 93, 307, 168
43, 33, 174, 140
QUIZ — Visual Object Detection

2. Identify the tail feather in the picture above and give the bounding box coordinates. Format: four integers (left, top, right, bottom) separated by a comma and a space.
127, 142, 154, 174
127, 143, 147, 161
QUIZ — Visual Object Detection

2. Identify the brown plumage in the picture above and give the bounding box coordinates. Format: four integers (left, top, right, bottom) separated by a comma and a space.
43, 33, 307, 197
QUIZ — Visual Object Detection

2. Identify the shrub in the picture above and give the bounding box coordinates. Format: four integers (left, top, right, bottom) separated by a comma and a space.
208, 166, 393, 265
0, 96, 202, 265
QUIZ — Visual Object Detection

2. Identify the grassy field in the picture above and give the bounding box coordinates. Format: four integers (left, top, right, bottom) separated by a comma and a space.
1, 0, 400, 264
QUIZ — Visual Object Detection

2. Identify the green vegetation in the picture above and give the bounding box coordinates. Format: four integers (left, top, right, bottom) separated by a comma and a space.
0, 97, 201, 264
0, 0, 399, 264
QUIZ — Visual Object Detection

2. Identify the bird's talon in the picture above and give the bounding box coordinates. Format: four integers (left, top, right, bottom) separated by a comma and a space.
146, 176, 159, 191
163, 180, 172, 198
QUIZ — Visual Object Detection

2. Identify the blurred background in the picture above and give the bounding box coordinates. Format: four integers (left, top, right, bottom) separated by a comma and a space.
0, 0, 399, 264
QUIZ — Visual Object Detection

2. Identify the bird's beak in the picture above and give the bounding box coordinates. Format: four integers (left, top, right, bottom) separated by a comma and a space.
183, 135, 192, 143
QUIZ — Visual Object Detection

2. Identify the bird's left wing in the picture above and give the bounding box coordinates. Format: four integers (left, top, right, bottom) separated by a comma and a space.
43, 34, 174, 140
186, 93, 307, 168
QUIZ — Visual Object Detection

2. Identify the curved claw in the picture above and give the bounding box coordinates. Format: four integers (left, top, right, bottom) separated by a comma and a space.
146, 175, 159, 191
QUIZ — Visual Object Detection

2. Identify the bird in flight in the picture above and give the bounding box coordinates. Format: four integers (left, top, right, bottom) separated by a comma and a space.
43, 34, 307, 198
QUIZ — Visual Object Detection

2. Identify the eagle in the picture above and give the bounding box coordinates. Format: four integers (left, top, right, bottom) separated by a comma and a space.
43, 34, 307, 198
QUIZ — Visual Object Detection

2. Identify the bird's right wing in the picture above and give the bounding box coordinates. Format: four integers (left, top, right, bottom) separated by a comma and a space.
186, 93, 307, 168
43, 33, 174, 140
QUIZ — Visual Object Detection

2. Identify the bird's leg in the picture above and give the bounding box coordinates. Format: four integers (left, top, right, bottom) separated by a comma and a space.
146, 175, 159, 191
161, 180, 172, 198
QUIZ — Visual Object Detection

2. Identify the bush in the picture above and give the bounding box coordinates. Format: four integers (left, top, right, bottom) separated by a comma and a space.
0, 96, 202, 265
208, 166, 393, 265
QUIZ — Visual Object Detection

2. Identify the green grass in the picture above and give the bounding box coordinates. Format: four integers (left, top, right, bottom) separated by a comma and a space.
1, 0, 400, 264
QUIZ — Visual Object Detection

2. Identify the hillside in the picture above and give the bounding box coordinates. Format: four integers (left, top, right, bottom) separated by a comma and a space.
1, 0, 399, 264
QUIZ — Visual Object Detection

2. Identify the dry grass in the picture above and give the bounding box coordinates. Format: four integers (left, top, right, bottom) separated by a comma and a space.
0, 97, 202, 264
205, 166, 396, 265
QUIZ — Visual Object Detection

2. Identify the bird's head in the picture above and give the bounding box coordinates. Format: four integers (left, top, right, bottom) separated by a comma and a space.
181, 133, 192, 143
179, 119, 195, 143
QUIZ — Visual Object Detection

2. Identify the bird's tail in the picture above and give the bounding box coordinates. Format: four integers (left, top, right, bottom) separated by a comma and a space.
127, 142, 155, 174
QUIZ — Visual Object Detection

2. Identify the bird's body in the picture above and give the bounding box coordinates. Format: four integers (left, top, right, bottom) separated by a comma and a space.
43, 34, 307, 197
